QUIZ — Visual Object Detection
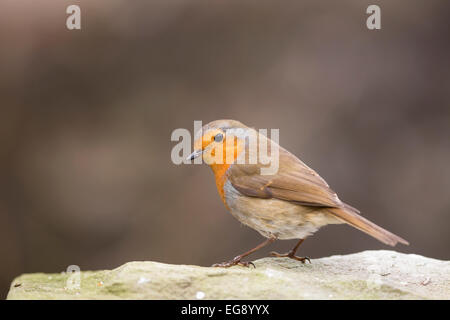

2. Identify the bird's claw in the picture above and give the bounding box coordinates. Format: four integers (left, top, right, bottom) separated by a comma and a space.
270, 251, 311, 264
212, 256, 255, 268
291, 256, 311, 264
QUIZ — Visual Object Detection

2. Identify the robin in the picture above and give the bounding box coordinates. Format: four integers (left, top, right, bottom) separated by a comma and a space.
187, 119, 408, 267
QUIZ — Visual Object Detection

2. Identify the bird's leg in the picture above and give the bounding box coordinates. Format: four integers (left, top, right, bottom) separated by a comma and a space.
212, 236, 276, 268
270, 239, 311, 263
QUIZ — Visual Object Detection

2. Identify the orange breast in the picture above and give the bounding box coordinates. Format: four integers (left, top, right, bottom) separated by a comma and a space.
210, 163, 231, 207
207, 136, 243, 208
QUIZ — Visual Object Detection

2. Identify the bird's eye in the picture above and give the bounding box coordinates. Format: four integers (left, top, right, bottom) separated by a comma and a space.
214, 133, 223, 142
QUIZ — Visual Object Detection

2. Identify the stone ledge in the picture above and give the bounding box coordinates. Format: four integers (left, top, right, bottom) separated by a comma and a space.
7, 250, 450, 300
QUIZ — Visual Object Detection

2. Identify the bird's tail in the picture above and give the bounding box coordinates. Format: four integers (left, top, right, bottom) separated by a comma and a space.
328, 205, 409, 247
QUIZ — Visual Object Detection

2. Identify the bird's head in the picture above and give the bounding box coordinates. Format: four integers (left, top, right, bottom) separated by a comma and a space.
187, 119, 250, 167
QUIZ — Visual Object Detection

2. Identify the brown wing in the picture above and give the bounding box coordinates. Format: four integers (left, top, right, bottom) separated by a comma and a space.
228, 146, 342, 208
228, 146, 408, 246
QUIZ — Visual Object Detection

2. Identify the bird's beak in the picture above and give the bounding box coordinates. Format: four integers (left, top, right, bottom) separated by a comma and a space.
186, 149, 203, 161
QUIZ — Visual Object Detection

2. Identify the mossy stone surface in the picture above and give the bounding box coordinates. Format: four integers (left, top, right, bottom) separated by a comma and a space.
7, 250, 450, 300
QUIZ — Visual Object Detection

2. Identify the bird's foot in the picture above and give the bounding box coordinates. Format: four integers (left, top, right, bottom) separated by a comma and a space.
212, 256, 255, 268
270, 251, 311, 264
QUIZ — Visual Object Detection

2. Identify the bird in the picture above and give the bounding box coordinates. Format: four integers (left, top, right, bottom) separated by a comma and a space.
187, 119, 408, 267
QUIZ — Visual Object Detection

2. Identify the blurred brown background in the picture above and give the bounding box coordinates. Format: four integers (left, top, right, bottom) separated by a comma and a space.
1, 0, 449, 298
